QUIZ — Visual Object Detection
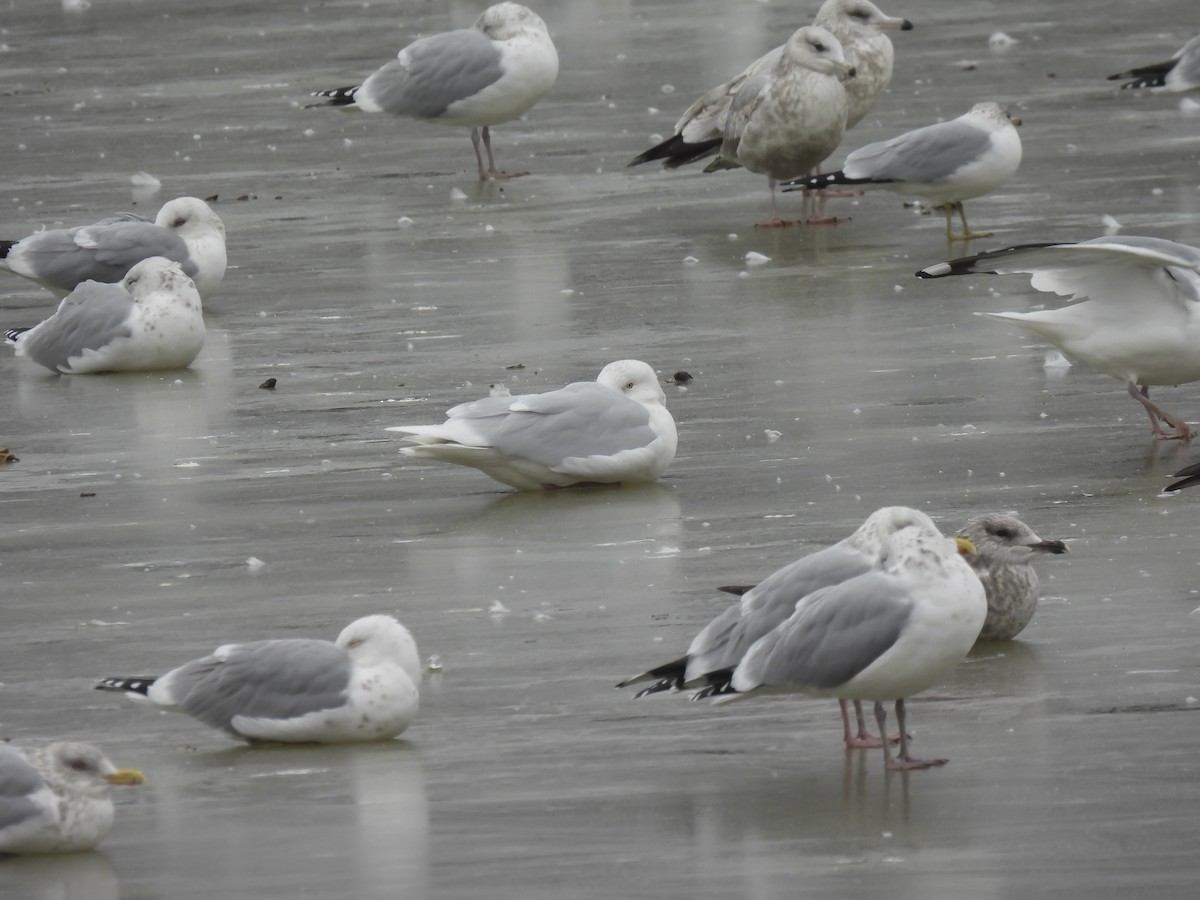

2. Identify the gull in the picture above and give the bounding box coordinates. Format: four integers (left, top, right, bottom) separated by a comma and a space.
4, 257, 206, 375
387, 359, 677, 491
783, 101, 1023, 239
957, 513, 1068, 641
700, 26, 856, 227
0, 197, 227, 300
691, 523, 984, 771
95, 615, 421, 744
311, 2, 558, 180
916, 236, 1200, 439
618, 507, 950, 749
628, 1, 912, 171
0, 743, 144, 854
1108, 34, 1200, 93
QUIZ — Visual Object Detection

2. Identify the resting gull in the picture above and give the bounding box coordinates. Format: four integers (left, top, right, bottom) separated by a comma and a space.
95, 615, 421, 744
311, 2, 558, 180
629, 1, 910, 174
388, 359, 677, 491
957, 513, 1068, 641
784, 101, 1022, 239
1108, 34, 1200, 93
698, 523, 985, 771
5, 257, 206, 375
916, 236, 1200, 439
0, 197, 226, 300
0, 743, 144, 854
618, 506, 948, 749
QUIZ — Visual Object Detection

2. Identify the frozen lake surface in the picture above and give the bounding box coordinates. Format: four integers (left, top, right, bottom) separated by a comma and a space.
2, 0, 1199, 897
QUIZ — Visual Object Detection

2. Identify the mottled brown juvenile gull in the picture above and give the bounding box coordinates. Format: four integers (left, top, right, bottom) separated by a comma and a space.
95, 615, 421, 744
916, 236, 1200, 439
628, 0, 911, 172
702, 26, 855, 227
700, 524, 985, 771
0, 197, 227, 300
5, 258, 205, 375
388, 360, 677, 491
784, 101, 1023, 239
957, 513, 1068, 641
1109, 34, 1200, 92
618, 506, 944, 749
0, 743, 143, 854
311, 3, 558, 180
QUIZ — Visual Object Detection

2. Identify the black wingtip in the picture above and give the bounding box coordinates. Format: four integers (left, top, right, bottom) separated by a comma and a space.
94, 675, 158, 694
901, 20, 914, 31
628, 135, 722, 169
0, 240, 15, 260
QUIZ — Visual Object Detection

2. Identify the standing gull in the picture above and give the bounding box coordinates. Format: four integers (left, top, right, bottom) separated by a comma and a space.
0, 197, 227, 300
957, 513, 1068, 641
916, 236, 1200, 439
0, 743, 144, 854
618, 506, 946, 749
628, 1, 912, 171
388, 359, 677, 491
95, 615, 421, 744
783, 101, 1023, 240
5, 257, 206, 375
311, 3, 558, 180
1108, 34, 1200, 92
698, 523, 985, 771
702, 26, 856, 227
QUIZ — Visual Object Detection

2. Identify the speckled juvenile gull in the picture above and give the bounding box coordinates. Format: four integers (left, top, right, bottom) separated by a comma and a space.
957, 513, 1068, 641
5, 257, 206, 375
916, 236, 1200, 439
0, 743, 143, 854
700, 26, 855, 226
784, 101, 1023, 239
0, 197, 227, 300
629, 0, 910, 172
95, 615, 421, 744
388, 359, 677, 491
311, 2, 558, 180
699, 523, 985, 771
618, 507, 945, 749
1109, 34, 1200, 92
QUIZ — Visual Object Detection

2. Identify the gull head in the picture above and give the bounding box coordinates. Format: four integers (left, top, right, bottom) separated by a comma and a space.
337, 615, 421, 683
597, 359, 668, 408
786, 26, 856, 80
154, 196, 227, 240
475, 2, 550, 40
819, 0, 914, 34
958, 513, 1069, 563
46, 742, 145, 794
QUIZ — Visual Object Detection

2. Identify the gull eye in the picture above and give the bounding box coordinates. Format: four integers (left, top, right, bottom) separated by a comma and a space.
812, 41, 826, 52
171, 217, 187, 228
625, 380, 635, 390
347, 638, 364, 648
69, 758, 90, 772
992, 527, 1015, 539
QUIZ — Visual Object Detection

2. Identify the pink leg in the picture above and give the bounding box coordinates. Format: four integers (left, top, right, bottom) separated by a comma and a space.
755, 178, 800, 228
1128, 383, 1194, 440
876, 699, 947, 771
841, 699, 901, 748
472, 126, 529, 180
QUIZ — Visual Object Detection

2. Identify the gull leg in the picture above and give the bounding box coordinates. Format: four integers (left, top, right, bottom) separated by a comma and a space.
804, 166, 852, 225
883, 698, 948, 771
755, 178, 799, 228
842, 699, 900, 748
1128, 383, 1195, 440
944, 201, 992, 241
473, 126, 529, 180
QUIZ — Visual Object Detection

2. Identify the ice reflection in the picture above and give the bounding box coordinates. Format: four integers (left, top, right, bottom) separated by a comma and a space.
0, 852, 120, 900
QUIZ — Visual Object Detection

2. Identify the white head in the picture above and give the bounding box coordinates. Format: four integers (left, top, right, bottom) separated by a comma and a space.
475, 3, 550, 39
596, 359, 667, 408
968, 101, 1021, 127
817, 0, 913, 36
121, 256, 197, 302
337, 615, 422, 685
846, 506, 941, 555
43, 742, 145, 794
783, 26, 855, 80
878, 523, 970, 574
154, 196, 226, 240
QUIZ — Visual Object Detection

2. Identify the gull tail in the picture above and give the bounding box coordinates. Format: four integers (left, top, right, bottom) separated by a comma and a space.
95, 675, 159, 696
307, 85, 361, 108
615, 655, 688, 696
629, 135, 722, 170
1107, 62, 1172, 90
781, 171, 877, 193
